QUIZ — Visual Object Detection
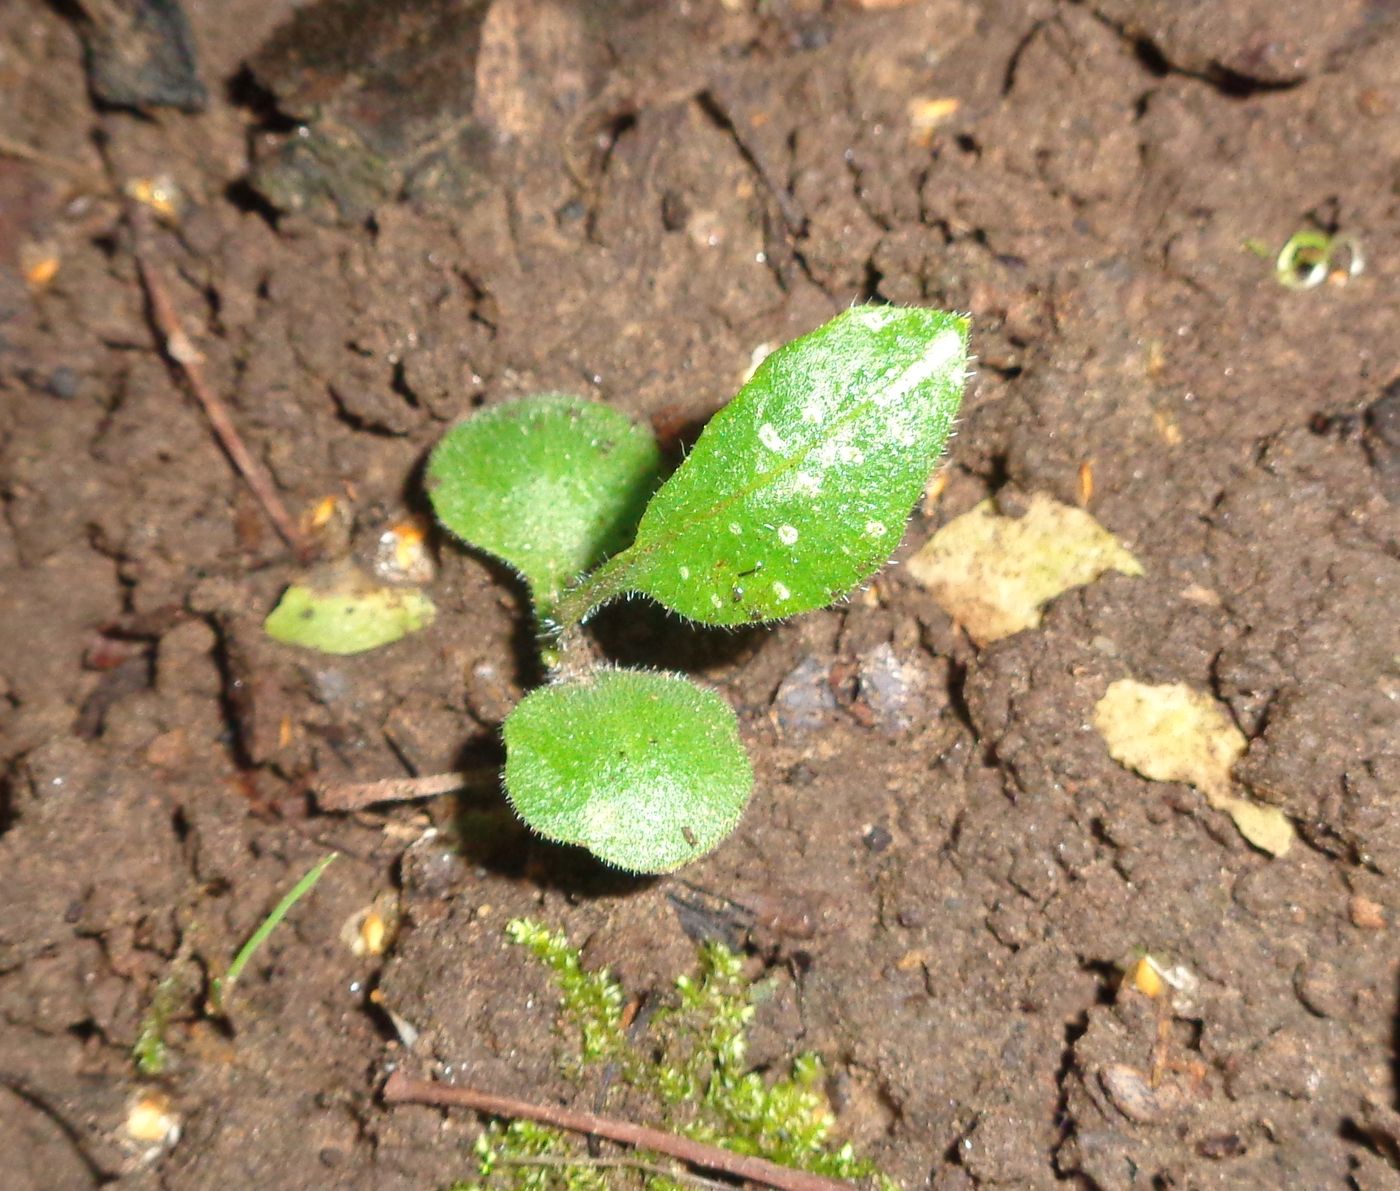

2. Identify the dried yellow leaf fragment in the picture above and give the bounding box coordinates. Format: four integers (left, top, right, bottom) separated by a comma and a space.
125, 1090, 180, 1147
1124, 955, 1164, 998
20, 240, 60, 290
1093, 679, 1294, 856
908, 493, 1143, 643
341, 892, 401, 957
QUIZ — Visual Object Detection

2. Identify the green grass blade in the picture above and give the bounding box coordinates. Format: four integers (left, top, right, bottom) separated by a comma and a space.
210, 851, 338, 1014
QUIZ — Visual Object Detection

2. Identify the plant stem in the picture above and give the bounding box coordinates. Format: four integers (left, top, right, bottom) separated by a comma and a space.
546, 622, 601, 681
550, 552, 638, 640
542, 551, 640, 678
382, 1071, 851, 1191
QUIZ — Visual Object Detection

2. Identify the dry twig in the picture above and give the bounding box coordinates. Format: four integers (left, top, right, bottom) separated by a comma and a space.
381, 1071, 853, 1191
315, 769, 492, 813
492, 1153, 736, 1190
0, 133, 107, 187
126, 204, 311, 561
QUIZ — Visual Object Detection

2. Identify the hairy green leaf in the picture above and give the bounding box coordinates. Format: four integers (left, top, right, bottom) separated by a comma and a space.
503, 669, 752, 873
427, 395, 661, 609
264, 564, 435, 654
577, 305, 968, 626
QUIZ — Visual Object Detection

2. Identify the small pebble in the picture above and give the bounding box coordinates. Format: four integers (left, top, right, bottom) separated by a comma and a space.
772, 657, 837, 733
310, 667, 352, 705
1294, 960, 1347, 1018
1349, 895, 1386, 929
863, 824, 893, 853
402, 831, 469, 899
1197, 1133, 1246, 1159
856, 642, 925, 736
1099, 1063, 1180, 1124
1364, 378, 1400, 502
47, 366, 80, 399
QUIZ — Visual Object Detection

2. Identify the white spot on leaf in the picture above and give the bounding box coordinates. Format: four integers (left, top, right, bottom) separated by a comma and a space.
778, 524, 799, 545
728, 522, 743, 535
875, 327, 965, 408
865, 520, 887, 538
758, 423, 786, 452
773, 581, 791, 601
854, 307, 896, 331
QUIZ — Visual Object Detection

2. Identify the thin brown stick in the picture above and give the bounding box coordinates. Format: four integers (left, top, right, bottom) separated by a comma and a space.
127, 207, 311, 561
497, 1153, 736, 1190
0, 133, 107, 187
382, 1071, 853, 1191
315, 769, 493, 813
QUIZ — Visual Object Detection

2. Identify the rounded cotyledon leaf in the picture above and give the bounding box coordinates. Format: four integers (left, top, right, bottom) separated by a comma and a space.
503, 668, 753, 873
426, 394, 662, 610
568, 305, 968, 627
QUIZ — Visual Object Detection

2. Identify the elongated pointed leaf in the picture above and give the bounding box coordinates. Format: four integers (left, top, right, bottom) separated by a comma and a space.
503, 669, 752, 873
600, 306, 968, 625
427, 395, 662, 608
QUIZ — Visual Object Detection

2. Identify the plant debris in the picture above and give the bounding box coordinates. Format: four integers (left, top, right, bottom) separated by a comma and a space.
908, 493, 1143, 644
264, 562, 436, 655
1093, 679, 1294, 856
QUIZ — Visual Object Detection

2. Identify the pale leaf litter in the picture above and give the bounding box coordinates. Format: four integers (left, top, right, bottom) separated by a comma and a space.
908, 493, 1143, 644
909, 493, 1290, 854
1094, 679, 1295, 856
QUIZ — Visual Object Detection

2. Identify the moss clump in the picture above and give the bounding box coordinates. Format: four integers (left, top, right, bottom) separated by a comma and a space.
133, 968, 183, 1076
455, 919, 896, 1190
504, 918, 626, 1065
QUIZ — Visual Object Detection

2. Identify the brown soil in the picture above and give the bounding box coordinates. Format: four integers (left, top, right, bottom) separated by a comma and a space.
2, 0, 1398, 1187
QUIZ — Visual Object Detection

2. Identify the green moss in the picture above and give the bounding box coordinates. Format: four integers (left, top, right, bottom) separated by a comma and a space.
462, 1122, 611, 1191
504, 919, 625, 1064
132, 940, 201, 1076
133, 969, 183, 1076
459, 920, 898, 1189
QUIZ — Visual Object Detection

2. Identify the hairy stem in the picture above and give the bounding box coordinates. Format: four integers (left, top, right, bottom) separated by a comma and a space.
549, 551, 638, 641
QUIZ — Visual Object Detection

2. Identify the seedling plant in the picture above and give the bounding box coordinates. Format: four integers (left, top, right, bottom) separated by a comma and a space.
426, 305, 968, 873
